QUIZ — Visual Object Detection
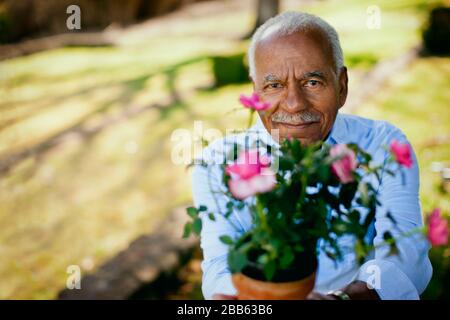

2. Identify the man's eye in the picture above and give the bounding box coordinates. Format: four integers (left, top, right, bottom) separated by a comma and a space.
305, 80, 320, 87
267, 83, 281, 89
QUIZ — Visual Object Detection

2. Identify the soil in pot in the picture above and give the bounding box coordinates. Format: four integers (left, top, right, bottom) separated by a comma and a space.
232, 250, 317, 300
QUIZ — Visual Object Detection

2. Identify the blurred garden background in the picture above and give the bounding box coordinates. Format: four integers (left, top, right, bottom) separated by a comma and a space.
0, 0, 449, 300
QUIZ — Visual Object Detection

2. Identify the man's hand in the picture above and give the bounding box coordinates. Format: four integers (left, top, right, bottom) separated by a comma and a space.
308, 281, 380, 300
338, 280, 380, 300
306, 292, 339, 300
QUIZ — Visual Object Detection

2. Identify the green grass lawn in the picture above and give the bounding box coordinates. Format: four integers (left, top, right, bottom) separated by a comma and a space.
0, 0, 447, 299
0, 13, 250, 300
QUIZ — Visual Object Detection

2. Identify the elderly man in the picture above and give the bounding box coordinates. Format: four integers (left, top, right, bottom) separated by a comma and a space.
192, 11, 432, 300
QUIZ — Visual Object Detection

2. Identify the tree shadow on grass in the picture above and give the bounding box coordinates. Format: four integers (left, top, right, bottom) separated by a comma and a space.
0, 53, 249, 179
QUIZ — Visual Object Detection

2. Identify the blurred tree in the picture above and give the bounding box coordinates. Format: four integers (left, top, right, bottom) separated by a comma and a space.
423, 7, 450, 55
254, 0, 280, 30
244, 0, 280, 39
137, 0, 193, 20
0, 0, 209, 44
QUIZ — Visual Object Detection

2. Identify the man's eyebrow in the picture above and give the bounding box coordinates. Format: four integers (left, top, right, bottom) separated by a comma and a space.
303, 71, 326, 80
262, 71, 326, 83
263, 74, 280, 83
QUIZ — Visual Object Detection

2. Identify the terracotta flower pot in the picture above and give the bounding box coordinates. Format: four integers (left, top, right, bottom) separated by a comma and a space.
232, 271, 316, 300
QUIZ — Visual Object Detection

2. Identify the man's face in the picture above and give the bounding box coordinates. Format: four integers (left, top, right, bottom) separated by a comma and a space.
252, 28, 348, 145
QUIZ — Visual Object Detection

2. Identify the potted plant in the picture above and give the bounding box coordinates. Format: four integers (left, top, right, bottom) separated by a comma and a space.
183, 93, 448, 300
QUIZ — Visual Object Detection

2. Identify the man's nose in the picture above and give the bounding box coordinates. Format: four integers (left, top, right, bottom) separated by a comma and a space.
283, 84, 308, 112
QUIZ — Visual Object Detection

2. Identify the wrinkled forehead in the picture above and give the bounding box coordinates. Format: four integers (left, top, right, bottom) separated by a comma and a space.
254, 28, 335, 79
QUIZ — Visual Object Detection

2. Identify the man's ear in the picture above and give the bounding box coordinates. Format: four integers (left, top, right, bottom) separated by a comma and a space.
338, 66, 348, 108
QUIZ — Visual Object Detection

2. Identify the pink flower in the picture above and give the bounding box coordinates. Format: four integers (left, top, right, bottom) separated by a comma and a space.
330, 144, 358, 184
226, 150, 276, 200
286, 133, 293, 142
390, 140, 413, 168
427, 208, 448, 246
239, 93, 271, 111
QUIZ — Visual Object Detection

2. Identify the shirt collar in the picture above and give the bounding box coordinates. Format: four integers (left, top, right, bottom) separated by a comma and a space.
326, 113, 346, 145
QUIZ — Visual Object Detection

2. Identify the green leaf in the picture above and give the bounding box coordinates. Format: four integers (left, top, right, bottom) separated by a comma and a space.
339, 183, 358, 209
383, 231, 393, 242
269, 239, 282, 252
358, 182, 370, 206
280, 248, 294, 268
291, 138, 303, 159
186, 207, 198, 218
228, 251, 248, 273
349, 210, 361, 223
257, 253, 269, 265
317, 165, 330, 181
208, 213, 216, 221
358, 149, 372, 163
192, 218, 202, 235
386, 243, 399, 257
263, 260, 276, 281
332, 221, 348, 234
279, 157, 294, 171
363, 207, 376, 229
182, 222, 192, 238
354, 239, 367, 264
219, 235, 234, 245
198, 205, 207, 212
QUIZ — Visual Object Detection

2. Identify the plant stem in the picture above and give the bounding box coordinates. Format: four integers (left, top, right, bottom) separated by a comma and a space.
255, 198, 268, 230
207, 165, 241, 232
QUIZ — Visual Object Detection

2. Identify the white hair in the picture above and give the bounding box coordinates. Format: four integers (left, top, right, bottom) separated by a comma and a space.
248, 11, 344, 79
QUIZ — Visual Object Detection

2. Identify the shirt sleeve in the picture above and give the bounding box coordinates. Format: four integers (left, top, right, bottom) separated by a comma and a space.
354, 128, 433, 300
191, 146, 242, 299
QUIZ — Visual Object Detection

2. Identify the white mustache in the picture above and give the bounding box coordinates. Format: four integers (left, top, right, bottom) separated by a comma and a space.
271, 112, 321, 125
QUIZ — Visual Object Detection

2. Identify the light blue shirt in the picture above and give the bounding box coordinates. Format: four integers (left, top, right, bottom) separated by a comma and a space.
191, 113, 432, 300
